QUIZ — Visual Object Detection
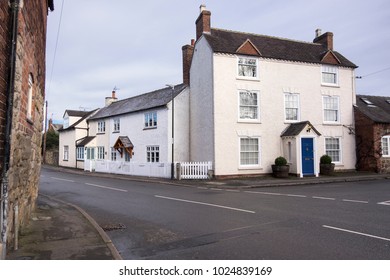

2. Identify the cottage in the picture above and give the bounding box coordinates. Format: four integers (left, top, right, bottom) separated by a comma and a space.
354, 95, 390, 173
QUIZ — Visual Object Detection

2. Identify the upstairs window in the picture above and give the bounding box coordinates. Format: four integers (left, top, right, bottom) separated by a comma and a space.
113, 118, 120, 132
98, 121, 106, 133
323, 96, 340, 123
238, 57, 258, 78
322, 66, 338, 85
284, 93, 300, 122
239, 91, 259, 121
144, 112, 157, 128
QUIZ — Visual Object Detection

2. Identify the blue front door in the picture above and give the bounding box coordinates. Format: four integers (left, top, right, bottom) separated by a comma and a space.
301, 138, 314, 175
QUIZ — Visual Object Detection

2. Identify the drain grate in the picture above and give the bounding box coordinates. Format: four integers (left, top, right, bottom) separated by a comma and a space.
101, 223, 127, 231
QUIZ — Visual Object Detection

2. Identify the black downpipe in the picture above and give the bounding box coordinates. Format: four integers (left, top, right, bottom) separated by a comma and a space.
1, 0, 20, 255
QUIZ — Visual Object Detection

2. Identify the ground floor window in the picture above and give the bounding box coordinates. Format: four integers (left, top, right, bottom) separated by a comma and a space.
240, 137, 260, 166
63, 145, 69, 161
76, 147, 84, 160
97, 146, 105, 160
382, 136, 390, 157
325, 137, 341, 163
147, 146, 159, 162
125, 149, 131, 162
111, 148, 117, 161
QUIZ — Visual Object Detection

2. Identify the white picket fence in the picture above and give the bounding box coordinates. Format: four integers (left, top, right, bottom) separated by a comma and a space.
178, 161, 213, 180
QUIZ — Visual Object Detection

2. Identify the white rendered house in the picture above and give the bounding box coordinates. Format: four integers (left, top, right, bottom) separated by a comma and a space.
188, 6, 358, 177
85, 84, 190, 178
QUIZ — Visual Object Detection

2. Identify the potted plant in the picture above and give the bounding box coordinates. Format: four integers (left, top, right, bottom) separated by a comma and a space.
272, 156, 290, 178
320, 154, 335, 175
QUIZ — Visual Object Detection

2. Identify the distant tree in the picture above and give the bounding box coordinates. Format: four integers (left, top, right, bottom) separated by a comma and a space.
45, 130, 59, 150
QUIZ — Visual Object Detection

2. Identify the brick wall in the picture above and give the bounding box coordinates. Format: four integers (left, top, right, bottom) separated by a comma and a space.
354, 107, 390, 173
1, 0, 50, 251
0, 2, 11, 173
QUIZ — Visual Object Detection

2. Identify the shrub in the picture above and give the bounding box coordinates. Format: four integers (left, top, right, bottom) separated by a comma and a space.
274, 156, 287, 166
320, 154, 332, 164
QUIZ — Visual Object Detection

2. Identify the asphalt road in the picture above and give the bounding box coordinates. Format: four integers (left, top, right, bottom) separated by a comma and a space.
39, 167, 390, 259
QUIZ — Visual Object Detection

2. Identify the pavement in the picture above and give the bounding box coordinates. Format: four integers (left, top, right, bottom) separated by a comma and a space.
5, 165, 390, 260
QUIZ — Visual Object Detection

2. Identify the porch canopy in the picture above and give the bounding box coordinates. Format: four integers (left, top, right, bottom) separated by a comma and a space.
114, 136, 134, 158
281, 121, 321, 137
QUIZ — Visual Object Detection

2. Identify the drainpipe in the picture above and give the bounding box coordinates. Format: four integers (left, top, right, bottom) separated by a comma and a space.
1, 0, 20, 259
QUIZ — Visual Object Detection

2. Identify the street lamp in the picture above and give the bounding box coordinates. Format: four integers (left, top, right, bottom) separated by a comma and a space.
166, 84, 175, 179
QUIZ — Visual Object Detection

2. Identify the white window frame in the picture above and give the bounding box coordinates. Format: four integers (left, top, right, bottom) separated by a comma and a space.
321, 65, 338, 86
284, 93, 300, 122
382, 136, 390, 157
76, 147, 84, 161
113, 118, 120, 133
27, 74, 33, 120
146, 146, 160, 163
239, 137, 261, 168
237, 56, 258, 79
325, 137, 342, 164
111, 147, 117, 161
63, 145, 69, 161
98, 121, 106, 133
323, 96, 340, 123
238, 90, 260, 122
144, 112, 157, 128
97, 146, 105, 160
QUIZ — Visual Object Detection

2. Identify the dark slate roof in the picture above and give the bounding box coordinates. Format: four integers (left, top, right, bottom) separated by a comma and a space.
203, 28, 357, 68
59, 109, 99, 132
64, 110, 90, 118
76, 136, 95, 147
355, 95, 390, 123
281, 121, 321, 137
89, 84, 188, 120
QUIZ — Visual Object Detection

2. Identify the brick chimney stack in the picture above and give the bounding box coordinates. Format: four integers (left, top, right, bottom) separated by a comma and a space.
182, 39, 195, 85
195, 4, 211, 40
313, 29, 334, 51
105, 89, 118, 106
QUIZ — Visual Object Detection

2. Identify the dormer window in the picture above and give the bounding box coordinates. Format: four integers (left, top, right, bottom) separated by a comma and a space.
238, 57, 258, 79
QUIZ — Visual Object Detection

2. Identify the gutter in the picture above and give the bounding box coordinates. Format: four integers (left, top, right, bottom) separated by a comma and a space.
1, 0, 20, 259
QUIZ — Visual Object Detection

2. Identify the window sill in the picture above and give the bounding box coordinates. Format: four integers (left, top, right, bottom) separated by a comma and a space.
238, 166, 262, 170
112, 131, 120, 134
97, 132, 106, 135
143, 127, 157, 131
321, 83, 340, 88
322, 122, 341, 126
284, 120, 300, 124
238, 120, 261, 124
236, 77, 260, 82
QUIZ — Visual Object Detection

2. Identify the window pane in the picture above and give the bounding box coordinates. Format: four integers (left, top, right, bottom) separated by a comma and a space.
240, 92, 258, 120
240, 138, 259, 165
238, 58, 257, 77
382, 137, 389, 156
325, 138, 340, 162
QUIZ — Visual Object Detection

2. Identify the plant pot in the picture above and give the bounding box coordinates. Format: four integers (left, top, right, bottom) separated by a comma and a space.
272, 164, 290, 178
320, 163, 335, 175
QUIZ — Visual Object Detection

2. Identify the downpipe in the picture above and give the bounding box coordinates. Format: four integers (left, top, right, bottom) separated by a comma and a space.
1, 0, 20, 260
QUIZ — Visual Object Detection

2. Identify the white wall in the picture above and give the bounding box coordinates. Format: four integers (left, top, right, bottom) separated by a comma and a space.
189, 37, 215, 164
207, 52, 356, 176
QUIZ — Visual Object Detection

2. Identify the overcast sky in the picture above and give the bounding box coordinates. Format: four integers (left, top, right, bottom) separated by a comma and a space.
45, 0, 390, 123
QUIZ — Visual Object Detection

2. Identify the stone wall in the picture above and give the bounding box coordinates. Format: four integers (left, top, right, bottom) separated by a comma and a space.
2, 0, 50, 251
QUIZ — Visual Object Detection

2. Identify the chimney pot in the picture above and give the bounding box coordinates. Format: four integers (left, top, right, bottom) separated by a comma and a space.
200, 4, 206, 12
315, 28, 322, 38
